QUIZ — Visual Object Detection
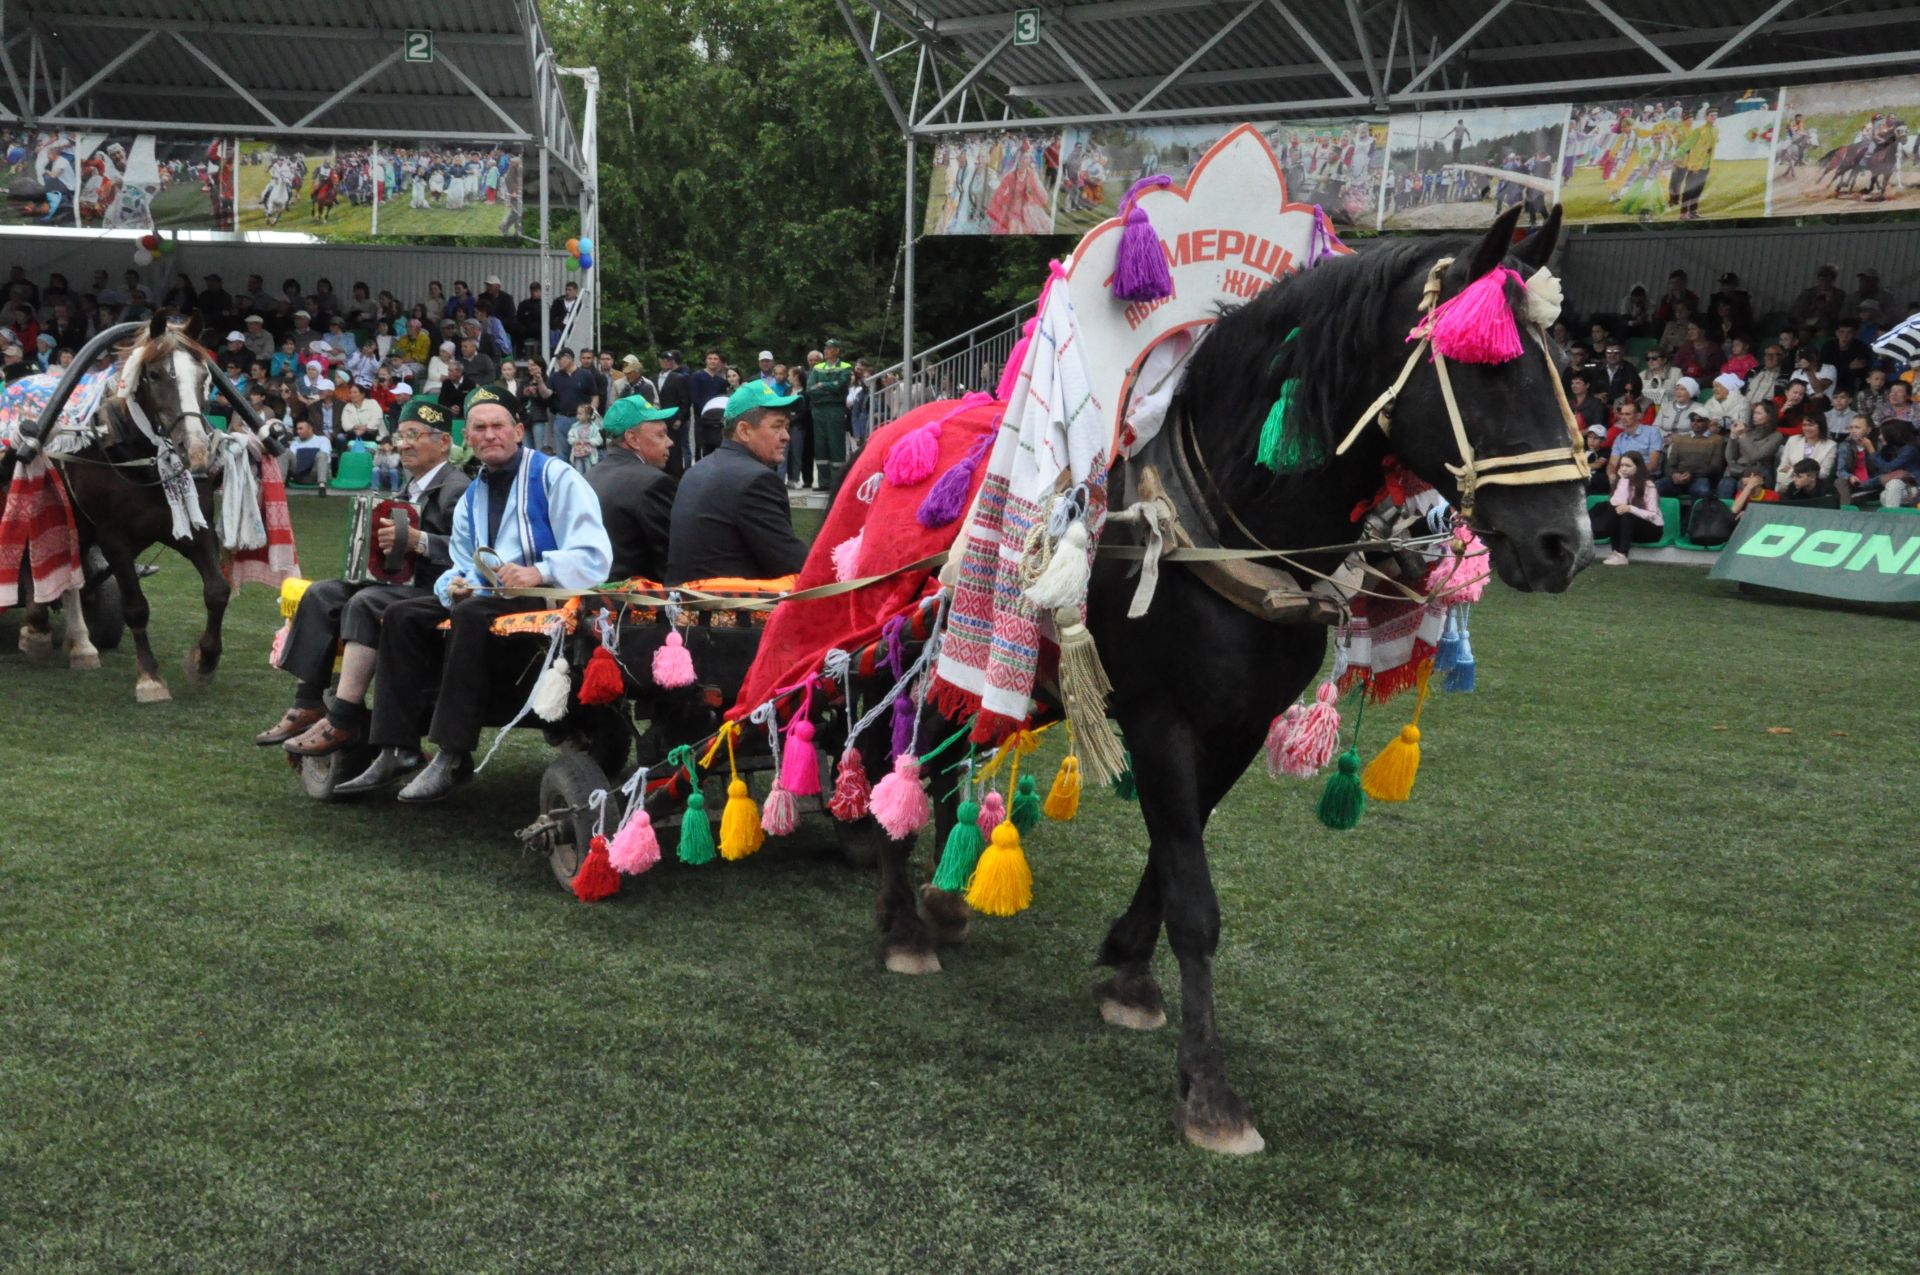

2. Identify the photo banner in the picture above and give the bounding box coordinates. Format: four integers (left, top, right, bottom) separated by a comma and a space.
922, 73, 1920, 236
0, 129, 234, 230
1709, 505, 1920, 603
235, 139, 524, 239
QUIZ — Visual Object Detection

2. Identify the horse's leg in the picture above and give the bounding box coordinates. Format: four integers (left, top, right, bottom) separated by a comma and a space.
101, 535, 167, 702
18, 598, 53, 657
1093, 862, 1168, 1031
180, 531, 230, 684
877, 823, 939, 975
61, 584, 98, 668
919, 788, 972, 946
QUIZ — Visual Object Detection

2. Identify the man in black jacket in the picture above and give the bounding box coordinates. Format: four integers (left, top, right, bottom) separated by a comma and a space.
586, 395, 677, 582
258, 398, 471, 755
665, 381, 809, 584
655, 349, 694, 478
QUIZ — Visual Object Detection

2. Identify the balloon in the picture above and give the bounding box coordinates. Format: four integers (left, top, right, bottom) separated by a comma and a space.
158, 238, 175, 254
5, 146, 24, 166
578, 237, 593, 255
565, 237, 580, 255
131, 248, 153, 266
578, 252, 593, 270
565, 255, 578, 270
139, 232, 159, 251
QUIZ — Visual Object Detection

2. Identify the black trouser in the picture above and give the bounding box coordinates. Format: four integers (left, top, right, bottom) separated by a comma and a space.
276, 578, 427, 709
1589, 503, 1663, 552
665, 420, 690, 477
369, 592, 542, 753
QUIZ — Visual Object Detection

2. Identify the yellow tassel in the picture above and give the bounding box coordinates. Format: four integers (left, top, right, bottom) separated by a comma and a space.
965, 821, 1033, 917
718, 777, 765, 859
1043, 755, 1081, 821
1361, 724, 1421, 802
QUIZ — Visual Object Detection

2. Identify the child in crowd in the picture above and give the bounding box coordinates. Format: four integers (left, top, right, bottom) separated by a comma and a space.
1590, 451, 1664, 566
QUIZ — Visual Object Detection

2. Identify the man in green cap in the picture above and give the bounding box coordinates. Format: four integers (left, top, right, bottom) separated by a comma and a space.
666, 380, 810, 584
586, 394, 678, 582
260, 397, 471, 755
803, 337, 853, 489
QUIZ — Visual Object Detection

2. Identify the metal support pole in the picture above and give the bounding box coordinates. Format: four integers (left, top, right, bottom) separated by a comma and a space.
902, 134, 916, 402
539, 146, 550, 360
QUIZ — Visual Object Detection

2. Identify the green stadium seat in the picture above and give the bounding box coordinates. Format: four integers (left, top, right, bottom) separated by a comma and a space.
451, 418, 466, 447
1587, 493, 1608, 510
1877, 504, 1920, 515
331, 450, 374, 491
1754, 311, 1790, 340
1651, 497, 1681, 547
1625, 336, 1657, 364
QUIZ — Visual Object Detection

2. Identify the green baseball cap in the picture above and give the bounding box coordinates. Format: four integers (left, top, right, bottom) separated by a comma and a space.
600, 395, 678, 435
398, 398, 450, 431
823, 336, 842, 348
464, 382, 521, 420
724, 380, 801, 423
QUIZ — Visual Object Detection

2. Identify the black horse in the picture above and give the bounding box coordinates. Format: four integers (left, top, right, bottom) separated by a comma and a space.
5, 314, 275, 701
1821, 122, 1906, 201
847, 205, 1589, 1153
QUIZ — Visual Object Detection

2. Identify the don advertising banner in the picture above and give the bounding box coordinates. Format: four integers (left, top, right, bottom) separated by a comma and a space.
0, 129, 234, 230
236, 140, 524, 239
1709, 505, 1920, 603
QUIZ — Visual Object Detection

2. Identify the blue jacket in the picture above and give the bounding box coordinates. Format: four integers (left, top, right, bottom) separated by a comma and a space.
1867, 442, 1920, 479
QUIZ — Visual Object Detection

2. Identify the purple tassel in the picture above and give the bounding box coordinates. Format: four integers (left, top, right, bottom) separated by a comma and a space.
917, 431, 992, 528
890, 690, 917, 758
1111, 175, 1173, 303
1307, 205, 1349, 267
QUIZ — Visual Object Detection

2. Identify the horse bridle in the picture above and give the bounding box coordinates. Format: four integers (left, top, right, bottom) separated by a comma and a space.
1335, 256, 1590, 519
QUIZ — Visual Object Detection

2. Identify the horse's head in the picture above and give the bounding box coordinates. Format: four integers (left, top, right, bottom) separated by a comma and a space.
119, 312, 214, 475
1368, 205, 1590, 592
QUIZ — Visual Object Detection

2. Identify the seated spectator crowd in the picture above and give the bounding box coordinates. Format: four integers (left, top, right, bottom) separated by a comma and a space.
1569, 261, 1920, 564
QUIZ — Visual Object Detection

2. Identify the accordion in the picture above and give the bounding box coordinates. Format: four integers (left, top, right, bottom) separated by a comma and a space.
342, 495, 423, 585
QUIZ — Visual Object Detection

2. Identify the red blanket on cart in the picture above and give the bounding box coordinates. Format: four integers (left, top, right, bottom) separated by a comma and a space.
728, 397, 1000, 719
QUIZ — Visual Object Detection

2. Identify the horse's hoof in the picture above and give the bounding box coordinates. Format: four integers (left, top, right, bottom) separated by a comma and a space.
135, 678, 171, 704
18, 629, 52, 659
883, 946, 941, 975
182, 647, 215, 685
1179, 1116, 1266, 1156
1093, 973, 1167, 1030
69, 649, 101, 670
919, 884, 972, 945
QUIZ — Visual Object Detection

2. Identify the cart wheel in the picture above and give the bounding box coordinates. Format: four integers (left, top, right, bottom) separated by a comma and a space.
80, 576, 124, 652
539, 749, 609, 889
299, 743, 378, 801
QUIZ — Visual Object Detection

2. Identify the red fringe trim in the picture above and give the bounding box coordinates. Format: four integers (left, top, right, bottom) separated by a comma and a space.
968, 709, 1025, 747
1336, 640, 1435, 705
927, 677, 980, 722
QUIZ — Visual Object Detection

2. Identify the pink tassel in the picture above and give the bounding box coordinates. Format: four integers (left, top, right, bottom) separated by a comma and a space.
652, 629, 695, 689
976, 789, 1005, 839
869, 754, 930, 839
828, 746, 871, 821
760, 784, 799, 836
1110, 175, 1174, 303
884, 421, 942, 486
1422, 527, 1491, 604
1264, 704, 1305, 779
608, 806, 661, 875
831, 531, 865, 583
780, 718, 821, 796
1280, 681, 1341, 777
995, 319, 1036, 402
1420, 266, 1525, 364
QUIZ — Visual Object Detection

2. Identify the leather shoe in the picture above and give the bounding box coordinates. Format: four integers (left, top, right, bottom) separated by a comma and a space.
283, 716, 362, 757
256, 706, 324, 746
397, 749, 473, 804
333, 746, 424, 796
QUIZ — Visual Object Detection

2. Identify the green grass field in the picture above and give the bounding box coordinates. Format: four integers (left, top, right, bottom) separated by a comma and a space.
234, 142, 515, 239
3, 493, 1918, 1271
1560, 158, 1768, 224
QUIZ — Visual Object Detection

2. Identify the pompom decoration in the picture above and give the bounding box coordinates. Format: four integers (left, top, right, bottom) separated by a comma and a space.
1419, 265, 1525, 365
828, 747, 871, 821
1264, 705, 1305, 779
760, 784, 799, 837
1315, 748, 1366, 831
965, 821, 1034, 917
932, 799, 986, 893
607, 806, 661, 875
869, 754, 931, 840
531, 656, 571, 722
883, 418, 943, 487
719, 778, 765, 860
578, 645, 624, 706
1043, 756, 1080, 821
1009, 773, 1041, 833
652, 629, 695, 689
1281, 681, 1342, 777
780, 719, 821, 796
1024, 519, 1092, 609
570, 834, 622, 902
1362, 725, 1421, 803
1110, 175, 1174, 304
268, 621, 290, 668
676, 789, 715, 865
977, 790, 1005, 839
831, 531, 865, 583
917, 432, 992, 530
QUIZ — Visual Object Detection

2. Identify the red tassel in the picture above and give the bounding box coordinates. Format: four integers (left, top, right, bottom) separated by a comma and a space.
578, 645, 624, 706
571, 834, 621, 902
780, 719, 821, 796
828, 746, 871, 821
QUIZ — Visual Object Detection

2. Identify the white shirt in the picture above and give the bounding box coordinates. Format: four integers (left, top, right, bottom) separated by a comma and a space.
406, 460, 447, 504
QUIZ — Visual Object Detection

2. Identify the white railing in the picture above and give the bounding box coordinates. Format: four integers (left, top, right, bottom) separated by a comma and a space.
867, 299, 1035, 427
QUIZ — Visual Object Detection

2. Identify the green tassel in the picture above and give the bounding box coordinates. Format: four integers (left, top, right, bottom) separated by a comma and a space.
1257, 328, 1314, 473
677, 789, 716, 864
1315, 748, 1366, 831
1110, 751, 1137, 802
1009, 774, 1041, 833
932, 800, 985, 892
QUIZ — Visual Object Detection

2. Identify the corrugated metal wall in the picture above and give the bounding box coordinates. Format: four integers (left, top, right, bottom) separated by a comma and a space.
1560, 222, 1920, 324
0, 235, 598, 353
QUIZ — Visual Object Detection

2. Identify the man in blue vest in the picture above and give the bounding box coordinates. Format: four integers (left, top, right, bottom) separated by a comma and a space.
336, 383, 612, 802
